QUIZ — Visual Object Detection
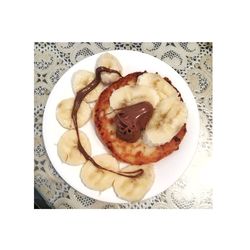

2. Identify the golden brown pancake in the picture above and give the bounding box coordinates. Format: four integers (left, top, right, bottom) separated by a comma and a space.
94, 72, 187, 165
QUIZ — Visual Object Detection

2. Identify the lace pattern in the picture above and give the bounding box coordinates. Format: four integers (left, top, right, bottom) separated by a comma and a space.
34, 42, 212, 209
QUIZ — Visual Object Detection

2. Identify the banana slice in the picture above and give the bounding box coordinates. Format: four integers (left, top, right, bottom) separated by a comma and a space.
143, 97, 188, 146
80, 154, 119, 191
72, 70, 104, 102
96, 53, 122, 84
137, 73, 179, 100
113, 164, 155, 202
110, 85, 159, 110
56, 97, 91, 129
57, 130, 92, 166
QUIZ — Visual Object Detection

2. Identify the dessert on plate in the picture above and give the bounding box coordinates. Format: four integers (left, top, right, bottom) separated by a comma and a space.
94, 71, 187, 165
55, 52, 188, 202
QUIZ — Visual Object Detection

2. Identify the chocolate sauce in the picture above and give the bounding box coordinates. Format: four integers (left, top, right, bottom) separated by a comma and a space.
71, 67, 143, 178
114, 102, 153, 143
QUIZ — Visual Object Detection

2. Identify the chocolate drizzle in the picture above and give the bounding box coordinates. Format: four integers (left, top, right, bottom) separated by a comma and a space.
71, 66, 143, 178
114, 102, 154, 143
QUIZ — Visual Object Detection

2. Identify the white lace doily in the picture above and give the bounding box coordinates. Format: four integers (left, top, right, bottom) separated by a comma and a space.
34, 42, 212, 209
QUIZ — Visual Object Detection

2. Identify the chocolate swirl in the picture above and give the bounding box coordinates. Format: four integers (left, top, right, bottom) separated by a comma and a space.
71, 66, 143, 178
114, 102, 154, 143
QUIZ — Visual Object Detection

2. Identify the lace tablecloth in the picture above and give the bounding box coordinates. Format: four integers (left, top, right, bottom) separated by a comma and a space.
34, 42, 212, 209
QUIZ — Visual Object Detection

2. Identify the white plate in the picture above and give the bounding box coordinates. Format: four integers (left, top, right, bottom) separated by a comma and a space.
43, 50, 200, 203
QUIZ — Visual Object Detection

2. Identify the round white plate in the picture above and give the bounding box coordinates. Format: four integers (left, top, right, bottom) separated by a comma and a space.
43, 50, 200, 203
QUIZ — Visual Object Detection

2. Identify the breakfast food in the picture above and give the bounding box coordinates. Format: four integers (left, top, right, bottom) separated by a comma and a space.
80, 154, 119, 191
113, 164, 155, 202
143, 96, 187, 146
94, 72, 187, 165
56, 97, 91, 129
95, 53, 122, 84
109, 85, 160, 109
114, 101, 154, 143
55, 52, 188, 202
137, 72, 179, 100
72, 70, 104, 102
57, 130, 92, 165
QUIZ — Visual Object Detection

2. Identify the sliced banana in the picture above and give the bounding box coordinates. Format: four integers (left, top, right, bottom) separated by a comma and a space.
137, 73, 179, 100
80, 154, 119, 191
113, 164, 155, 202
56, 97, 91, 129
110, 85, 159, 110
57, 130, 92, 166
96, 53, 122, 84
143, 97, 188, 146
72, 70, 104, 102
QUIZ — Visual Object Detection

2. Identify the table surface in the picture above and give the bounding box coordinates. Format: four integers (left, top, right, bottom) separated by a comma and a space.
34, 42, 212, 209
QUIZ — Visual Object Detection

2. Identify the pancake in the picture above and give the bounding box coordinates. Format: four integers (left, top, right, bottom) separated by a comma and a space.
94, 72, 187, 165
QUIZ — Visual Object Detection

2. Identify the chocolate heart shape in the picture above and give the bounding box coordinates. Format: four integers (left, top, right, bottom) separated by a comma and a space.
114, 101, 153, 143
